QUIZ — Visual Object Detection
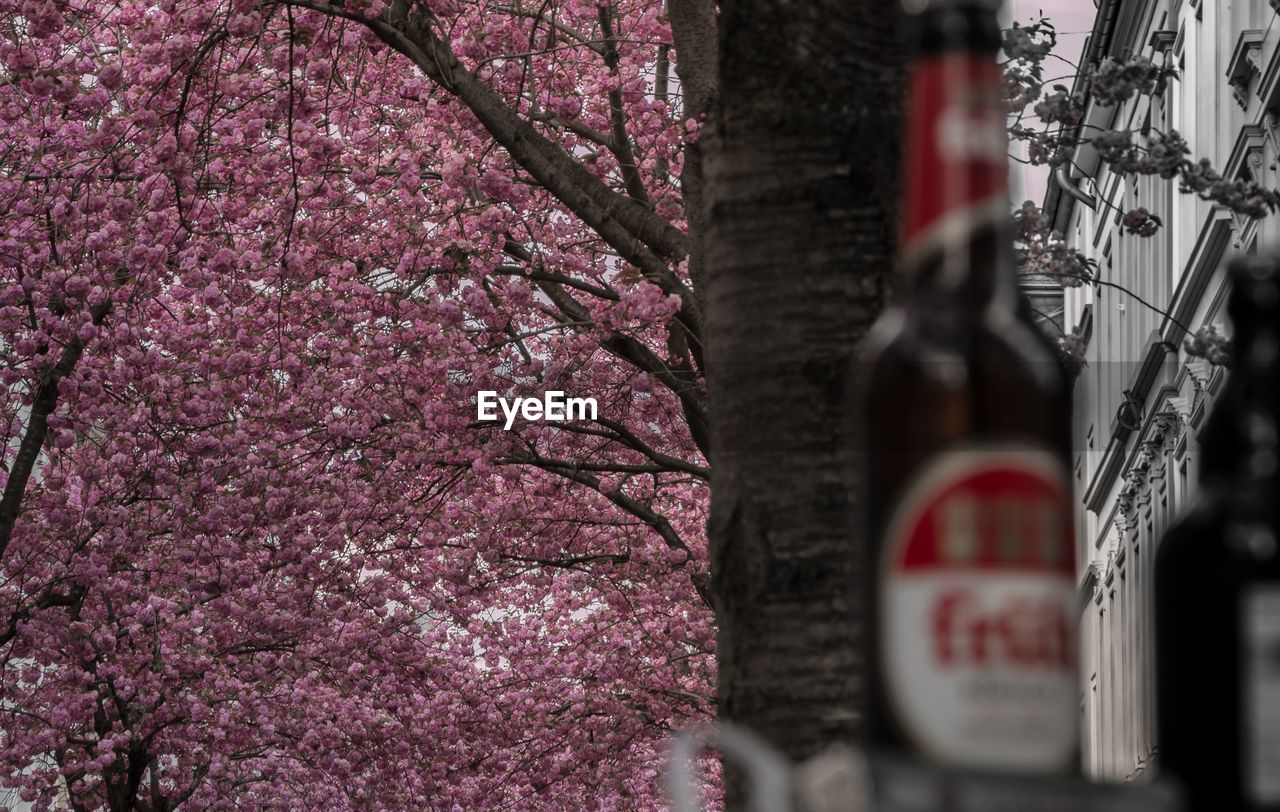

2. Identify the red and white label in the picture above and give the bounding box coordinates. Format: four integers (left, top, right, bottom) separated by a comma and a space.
879, 445, 1078, 772
899, 55, 1010, 271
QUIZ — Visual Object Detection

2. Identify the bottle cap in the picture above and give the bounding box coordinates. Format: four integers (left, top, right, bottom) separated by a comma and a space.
903, 0, 1002, 13
906, 0, 1002, 53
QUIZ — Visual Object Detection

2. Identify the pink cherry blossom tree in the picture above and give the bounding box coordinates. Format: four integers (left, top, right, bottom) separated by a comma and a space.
0, 1, 1271, 809
1, 1, 714, 808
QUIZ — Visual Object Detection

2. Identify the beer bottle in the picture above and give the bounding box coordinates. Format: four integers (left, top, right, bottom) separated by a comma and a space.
859, 0, 1077, 773
1155, 256, 1280, 811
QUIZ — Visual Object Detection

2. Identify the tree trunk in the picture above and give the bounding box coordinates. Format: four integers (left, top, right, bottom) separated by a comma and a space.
704, 0, 905, 805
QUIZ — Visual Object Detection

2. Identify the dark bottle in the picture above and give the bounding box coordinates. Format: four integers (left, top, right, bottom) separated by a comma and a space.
1155, 256, 1280, 811
858, 0, 1077, 773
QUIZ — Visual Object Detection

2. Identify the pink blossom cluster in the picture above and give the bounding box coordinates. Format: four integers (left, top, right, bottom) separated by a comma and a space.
0, 0, 711, 808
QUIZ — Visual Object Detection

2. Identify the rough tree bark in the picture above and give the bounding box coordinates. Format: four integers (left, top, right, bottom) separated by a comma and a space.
704, 0, 905, 805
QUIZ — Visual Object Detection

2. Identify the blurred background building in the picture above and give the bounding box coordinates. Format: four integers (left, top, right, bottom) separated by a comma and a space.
1045, 0, 1280, 782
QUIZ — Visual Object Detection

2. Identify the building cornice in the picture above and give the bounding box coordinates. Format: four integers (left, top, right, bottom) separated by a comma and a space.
1042, 0, 1121, 230
1078, 560, 1102, 613
1148, 30, 1177, 55
1162, 207, 1234, 347
1224, 124, 1267, 184
1078, 208, 1233, 530
1088, 383, 1184, 553
1082, 334, 1178, 516
1085, 433, 1128, 516
1259, 17, 1280, 109
1226, 29, 1265, 110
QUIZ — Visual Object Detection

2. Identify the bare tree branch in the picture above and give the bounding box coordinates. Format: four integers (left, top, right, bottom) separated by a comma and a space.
528, 111, 614, 149
498, 550, 631, 569
492, 258, 619, 301
0, 582, 87, 649
502, 448, 711, 608
598, 5, 651, 206
500, 239, 710, 456
491, 4, 607, 56
0, 299, 112, 561
281, 0, 701, 337
553, 417, 710, 480
530, 275, 710, 456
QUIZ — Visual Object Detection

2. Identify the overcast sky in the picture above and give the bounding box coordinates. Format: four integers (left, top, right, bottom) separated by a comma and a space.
1012, 0, 1099, 203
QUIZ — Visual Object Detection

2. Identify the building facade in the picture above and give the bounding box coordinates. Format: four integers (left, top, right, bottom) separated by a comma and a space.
1045, 0, 1280, 783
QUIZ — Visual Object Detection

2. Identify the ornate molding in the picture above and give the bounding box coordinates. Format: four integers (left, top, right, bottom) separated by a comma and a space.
1148, 30, 1178, 55
1082, 561, 1105, 606
1115, 489, 1131, 514
1138, 439, 1165, 480
1185, 358, 1213, 392
1227, 30, 1265, 110
1225, 126, 1267, 244
1229, 30, 1264, 107
1116, 468, 1143, 539
1247, 42, 1265, 76
1109, 399, 1184, 545
1153, 410, 1184, 452
1132, 442, 1159, 479
1232, 211, 1260, 249
1265, 111, 1280, 159
1247, 147, 1267, 185
1140, 409, 1179, 482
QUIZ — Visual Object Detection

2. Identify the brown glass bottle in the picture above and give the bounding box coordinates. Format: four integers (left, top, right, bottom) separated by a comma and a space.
1155, 257, 1280, 811
858, 0, 1076, 773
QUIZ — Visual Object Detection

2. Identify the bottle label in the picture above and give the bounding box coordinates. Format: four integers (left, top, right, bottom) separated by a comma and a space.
900, 55, 1009, 272
879, 445, 1078, 771
1243, 585, 1280, 803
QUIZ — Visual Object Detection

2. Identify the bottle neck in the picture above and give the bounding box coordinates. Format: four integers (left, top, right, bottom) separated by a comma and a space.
1200, 323, 1280, 486
1234, 323, 1280, 484
899, 46, 1015, 307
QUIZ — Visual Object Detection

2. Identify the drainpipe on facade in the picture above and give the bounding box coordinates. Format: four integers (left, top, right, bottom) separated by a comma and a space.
1043, 0, 1119, 229
1055, 163, 1097, 210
